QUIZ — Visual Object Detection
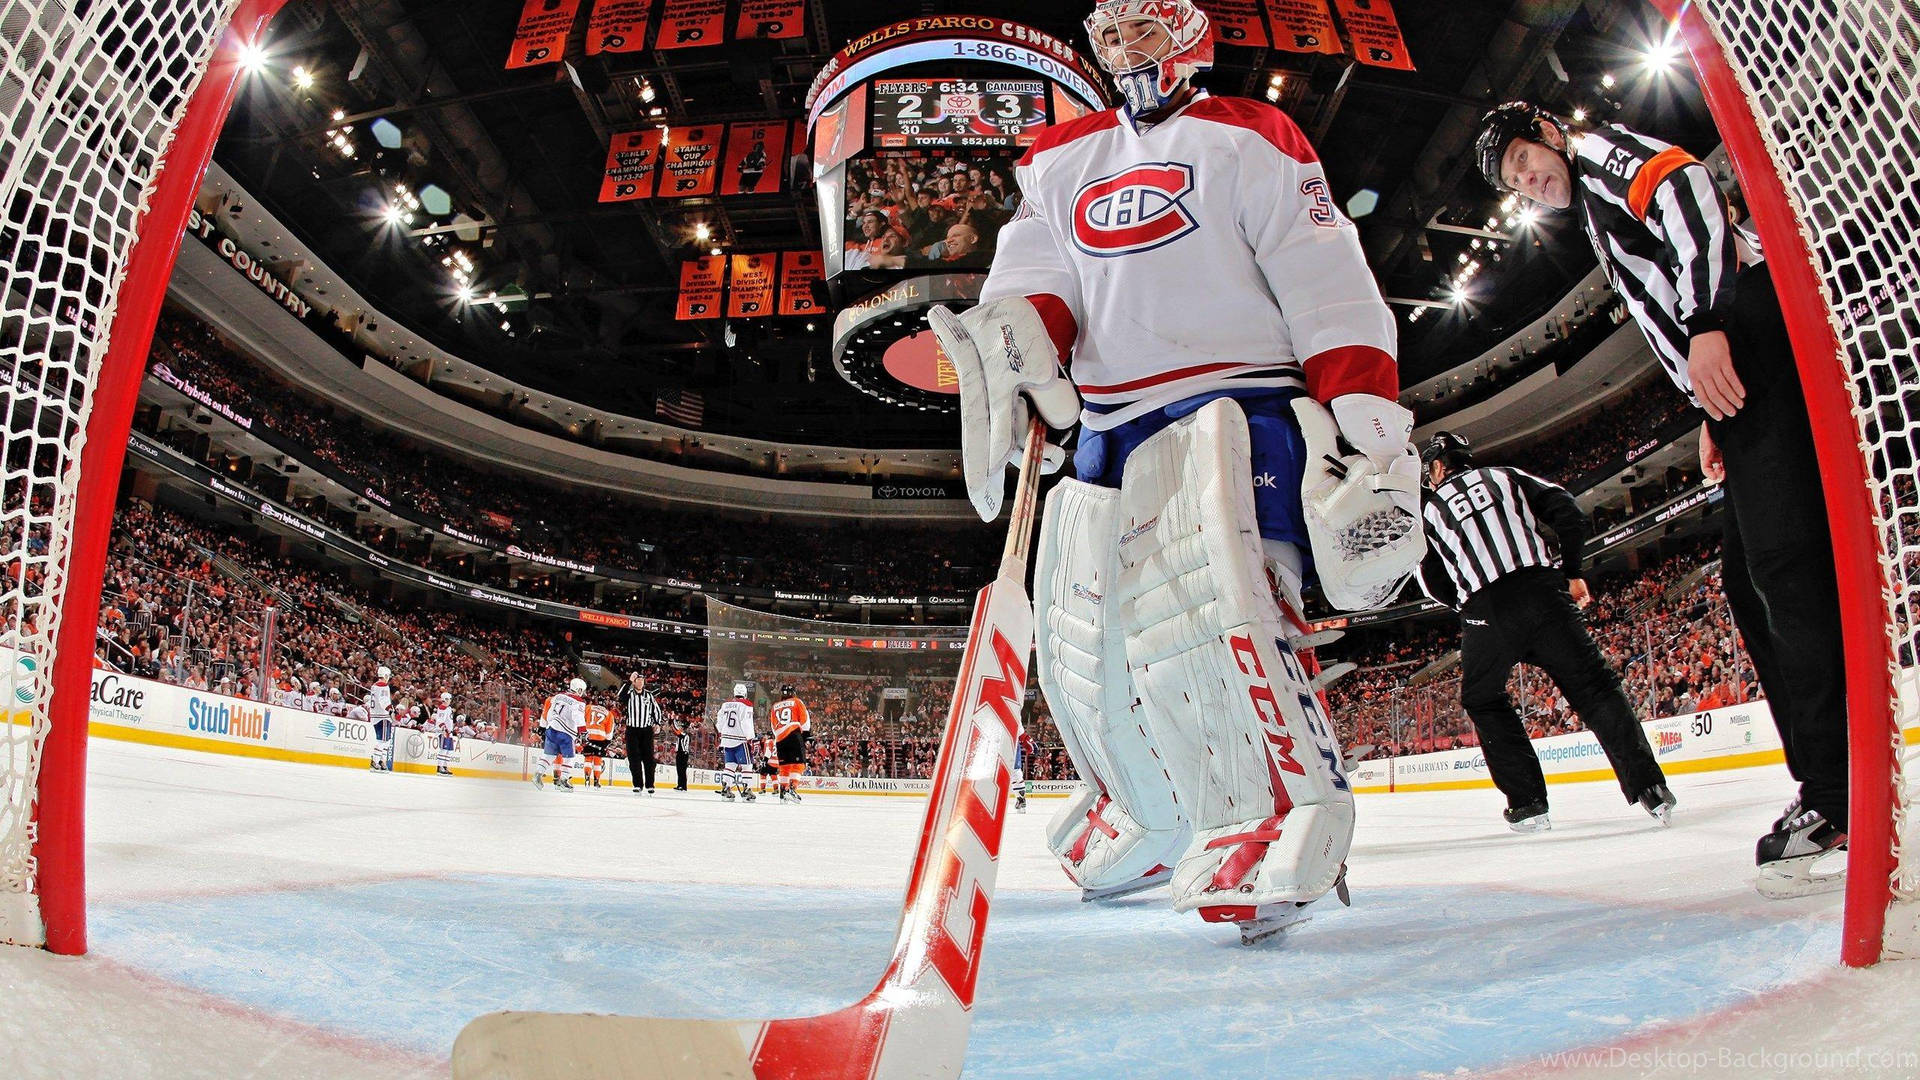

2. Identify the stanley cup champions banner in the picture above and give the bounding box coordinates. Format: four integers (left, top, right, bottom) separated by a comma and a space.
598, 130, 662, 202
658, 125, 724, 197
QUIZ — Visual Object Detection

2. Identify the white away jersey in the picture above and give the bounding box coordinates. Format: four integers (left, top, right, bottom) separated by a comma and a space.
428, 707, 454, 735
542, 693, 586, 738
980, 93, 1397, 432
715, 699, 755, 746
365, 682, 392, 720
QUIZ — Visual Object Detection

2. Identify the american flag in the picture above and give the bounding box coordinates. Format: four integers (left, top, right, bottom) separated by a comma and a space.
655, 388, 704, 427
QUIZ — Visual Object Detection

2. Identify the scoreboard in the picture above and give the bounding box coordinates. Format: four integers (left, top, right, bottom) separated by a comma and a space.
868, 79, 1049, 148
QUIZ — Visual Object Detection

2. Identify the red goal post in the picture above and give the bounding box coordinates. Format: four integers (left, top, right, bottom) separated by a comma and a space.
1656, 0, 1918, 966
1, 0, 287, 955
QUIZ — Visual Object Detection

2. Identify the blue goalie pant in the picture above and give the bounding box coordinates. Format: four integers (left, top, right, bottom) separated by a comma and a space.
1073, 388, 1313, 574
543, 727, 575, 758
722, 742, 751, 767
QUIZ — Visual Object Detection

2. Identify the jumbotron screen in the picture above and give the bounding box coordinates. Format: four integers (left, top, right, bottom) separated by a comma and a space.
841, 148, 1021, 272
868, 79, 1048, 148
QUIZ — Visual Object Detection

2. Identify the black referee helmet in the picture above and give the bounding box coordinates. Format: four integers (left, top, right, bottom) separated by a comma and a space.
1422, 431, 1474, 479
1474, 102, 1566, 192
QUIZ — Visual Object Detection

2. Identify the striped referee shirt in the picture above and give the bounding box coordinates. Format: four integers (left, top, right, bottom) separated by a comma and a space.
621, 685, 663, 728
1417, 466, 1588, 609
1569, 124, 1762, 404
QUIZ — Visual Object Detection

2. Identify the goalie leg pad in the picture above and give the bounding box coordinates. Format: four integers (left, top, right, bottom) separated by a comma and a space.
1035, 478, 1190, 891
1114, 399, 1354, 912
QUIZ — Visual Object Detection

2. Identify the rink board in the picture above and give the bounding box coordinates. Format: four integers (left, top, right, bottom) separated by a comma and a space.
10, 650, 1913, 799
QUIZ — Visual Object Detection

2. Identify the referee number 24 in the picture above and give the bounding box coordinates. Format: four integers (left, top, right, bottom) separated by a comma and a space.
1446, 479, 1496, 519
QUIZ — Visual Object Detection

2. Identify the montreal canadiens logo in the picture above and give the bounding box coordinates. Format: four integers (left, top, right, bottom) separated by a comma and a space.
1071, 162, 1199, 257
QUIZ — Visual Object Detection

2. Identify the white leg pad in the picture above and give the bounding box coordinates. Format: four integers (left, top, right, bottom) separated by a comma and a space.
1035, 478, 1189, 891
1115, 399, 1354, 913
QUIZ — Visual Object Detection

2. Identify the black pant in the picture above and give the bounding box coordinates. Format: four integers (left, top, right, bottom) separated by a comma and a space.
1707, 263, 1849, 830
1459, 569, 1666, 810
674, 750, 690, 789
624, 725, 656, 790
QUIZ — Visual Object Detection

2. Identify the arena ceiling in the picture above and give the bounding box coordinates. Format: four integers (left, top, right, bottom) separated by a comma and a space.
212, 0, 1722, 446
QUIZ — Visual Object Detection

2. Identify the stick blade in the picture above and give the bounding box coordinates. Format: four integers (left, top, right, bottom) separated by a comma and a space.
453, 1011, 762, 1080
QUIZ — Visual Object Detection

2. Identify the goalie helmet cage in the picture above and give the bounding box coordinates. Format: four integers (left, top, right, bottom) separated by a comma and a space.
0, 0, 1911, 977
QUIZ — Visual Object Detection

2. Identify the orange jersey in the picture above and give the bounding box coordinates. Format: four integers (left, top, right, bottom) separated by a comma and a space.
771, 697, 809, 741
582, 704, 615, 741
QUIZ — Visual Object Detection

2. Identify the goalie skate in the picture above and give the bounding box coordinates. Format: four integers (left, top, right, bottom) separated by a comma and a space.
1078, 864, 1175, 903
1755, 808, 1847, 899
1202, 867, 1350, 946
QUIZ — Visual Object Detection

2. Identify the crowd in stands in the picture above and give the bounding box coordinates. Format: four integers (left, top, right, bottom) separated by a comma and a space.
148, 312, 1001, 602
1483, 377, 1695, 488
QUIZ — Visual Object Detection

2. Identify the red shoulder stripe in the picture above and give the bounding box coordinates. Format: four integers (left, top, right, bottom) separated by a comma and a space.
1184, 96, 1318, 164
1017, 109, 1123, 168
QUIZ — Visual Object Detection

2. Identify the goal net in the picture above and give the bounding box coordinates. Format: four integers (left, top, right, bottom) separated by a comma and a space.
703, 597, 973, 782
1, 0, 248, 952
1664, 0, 1920, 962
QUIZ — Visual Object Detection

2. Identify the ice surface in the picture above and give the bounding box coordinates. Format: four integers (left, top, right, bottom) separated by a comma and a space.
4, 739, 1916, 1079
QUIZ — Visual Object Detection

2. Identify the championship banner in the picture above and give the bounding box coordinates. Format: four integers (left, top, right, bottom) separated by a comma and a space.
1196, 0, 1270, 47
1334, 0, 1416, 70
776, 250, 823, 316
585, 0, 650, 54
735, 0, 805, 41
719, 120, 787, 196
1268, 0, 1343, 55
597, 130, 662, 202
676, 256, 725, 320
658, 125, 723, 197
505, 0, 581, 69
653, 0, 725, 49
726, 253, 777, 318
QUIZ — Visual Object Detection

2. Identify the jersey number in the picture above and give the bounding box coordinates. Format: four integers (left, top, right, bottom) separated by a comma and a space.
1446, 479, 1497, 519
1300, 177, 1338, 227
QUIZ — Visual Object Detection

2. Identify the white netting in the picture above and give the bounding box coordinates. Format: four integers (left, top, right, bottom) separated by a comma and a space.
1, 0, 237, 942
1690, 0, 1920, 921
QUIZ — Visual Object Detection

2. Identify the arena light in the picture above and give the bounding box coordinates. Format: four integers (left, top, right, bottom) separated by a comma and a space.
1517, 205, 1540, 227
237, 40, 268, 75
383, 205, 404, 226
291, 65, 314, 90
1449, 287, 1467, 305
1601, 72, 1616, 89
1571, 107, 1587, 122
455, 285, 473, 304
694, 222, 710, 241
1642, 34, 1682, 74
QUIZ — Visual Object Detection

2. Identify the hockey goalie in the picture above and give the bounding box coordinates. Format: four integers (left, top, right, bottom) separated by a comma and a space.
931, 0, 1423, 943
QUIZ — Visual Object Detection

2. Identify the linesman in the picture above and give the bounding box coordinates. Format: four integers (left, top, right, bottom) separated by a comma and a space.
1416, 432, 1674, 832
621, 670, 663, 795
1475, 103, 1846, 894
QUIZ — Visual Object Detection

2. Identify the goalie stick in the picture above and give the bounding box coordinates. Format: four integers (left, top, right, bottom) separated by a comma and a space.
452, 417, 1050, 1080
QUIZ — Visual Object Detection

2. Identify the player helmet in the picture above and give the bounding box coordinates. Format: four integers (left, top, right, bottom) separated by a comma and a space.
1474, 102, 1565, 192
732, 682, 750, 700
328, 687, 342, 700
376, 665, 391, 680
1421, 431, 1474, 477
1084, 0, 1213, 116
780, 683, 794, 698
440, 691, 452, 703
569, 677, 587, 694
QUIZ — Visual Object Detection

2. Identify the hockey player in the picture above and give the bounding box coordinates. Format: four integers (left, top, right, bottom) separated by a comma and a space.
366, 666, 394, 772
325, 686, 346, 716
581, 702, 615, 788
769, 684, 809, 802
756, 734, 779, 796
929, 0, 1422, 942
428, 692, 456, 776
1013, 730, 1038, 814
714, 683, 756, 801
541, 678, 588, 792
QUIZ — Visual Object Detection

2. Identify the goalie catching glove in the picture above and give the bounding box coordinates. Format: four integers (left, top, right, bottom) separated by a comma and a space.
928, 296, 1079, 522
1292, 395, 1425, 611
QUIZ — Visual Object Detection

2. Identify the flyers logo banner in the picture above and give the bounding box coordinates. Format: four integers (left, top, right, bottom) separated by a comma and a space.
726, 253, 777, 318
598, 130, 661, 202
719, 121, 788, 195
1071, 162, 1200, 257
1195, 0, 1270, 47
776, 250, 824, 315
675, 256, 725, 320
1267, 0, 1343, 55
660, 125, 723, 196
654, 0, 725, 48
1333, 0, 1416, 70
585, 0, 650, 54
735, 0, 804, 41
505, 0, 581, 68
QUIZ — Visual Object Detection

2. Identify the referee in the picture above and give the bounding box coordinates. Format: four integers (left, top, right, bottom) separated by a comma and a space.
1416, 432, 1674, 832
620, 670, 663, 795
1476, 104, 1846, 891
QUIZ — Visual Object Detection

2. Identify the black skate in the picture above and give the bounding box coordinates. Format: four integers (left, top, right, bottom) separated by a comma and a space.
557, 777, 574, 791
1756, 808, 1847, 898
720, 785, 736, 801
788, 788, 801, 803
742, 789, 757, 802
1637, 784, 1677, 826
1504, 800, 1551, 833
1773, 795, 1803, 832
534, 773, 544, 787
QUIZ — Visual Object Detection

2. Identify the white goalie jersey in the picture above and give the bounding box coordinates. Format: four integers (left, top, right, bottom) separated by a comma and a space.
978, 92, 1397, 432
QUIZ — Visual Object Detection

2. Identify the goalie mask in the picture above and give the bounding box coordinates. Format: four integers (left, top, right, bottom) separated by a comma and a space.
1084, 0, 1213, 116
